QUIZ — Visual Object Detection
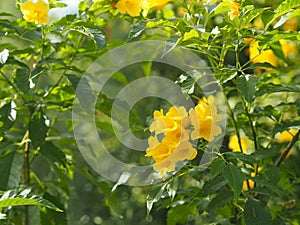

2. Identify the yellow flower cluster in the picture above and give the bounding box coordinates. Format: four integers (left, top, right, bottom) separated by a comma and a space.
146, 96, 222, 178
21, 0, 50, 25
116, 0, 170, 17
228, 0, 240, 20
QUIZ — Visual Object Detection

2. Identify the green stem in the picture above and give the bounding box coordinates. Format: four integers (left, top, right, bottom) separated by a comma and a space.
43, 35, 85, 99
275, 130, 300, 167
224, 96, 251, 190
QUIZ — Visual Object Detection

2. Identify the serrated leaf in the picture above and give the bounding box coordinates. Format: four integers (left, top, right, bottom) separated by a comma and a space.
0, 102, 15, 135
65, 74, 81, 90
202, 176, 227, 195
296, 99, 300, 116
89, 29, 106, 50
241, 8, 267, 27
236, 75, 260, 103
167, 204, 196, 225
29, 112, 49, 149
210, 158, 226, 178
40, 142, 67, 168
0, 152, 23, 190
147, 183, 167, 214
274, 0, 300, 20
13, 68, 31, 94
0, 192, 62, 212
273, 120, 300, 133
222, 164, 245, 200
207, 191, 233, 212
50, 2, 68, 8
256, 83, 300, 96
128, 21, 147, 40
224, 152, 257, 166
162, 35, 180, 58
244, 198, 272, 225
264, 165, 281, 184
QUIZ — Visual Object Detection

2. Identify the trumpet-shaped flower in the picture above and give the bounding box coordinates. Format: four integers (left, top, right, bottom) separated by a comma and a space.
189, 96, 222, 141
277, 129, 298, 143
146, 106, 196, 177
228, 1, 240, 20
249, 41, 278, 68
141, 0, 170, 16
21, 0, 50, 25
229, 135, 248, 153
116, 0, 142, 17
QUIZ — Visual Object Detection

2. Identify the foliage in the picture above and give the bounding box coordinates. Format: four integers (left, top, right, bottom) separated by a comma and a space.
0, 0, 299, 225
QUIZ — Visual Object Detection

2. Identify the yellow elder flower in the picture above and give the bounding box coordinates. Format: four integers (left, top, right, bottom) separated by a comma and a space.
228, 1, 240, 20
283, 17, 298, 31
141, 0, 170, 17
279, 39, 297, 58
21, 0, 50, 25
116, 0, 142, 17
189, 96, 222, 142
249, 41, 278, 68
277, 129, 298, 143
150, 106, 188, 135
146, 105, 197, 177
147, 137, 197, 177
228, 135, 248, 153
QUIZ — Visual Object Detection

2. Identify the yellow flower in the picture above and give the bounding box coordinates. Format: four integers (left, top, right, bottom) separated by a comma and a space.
228, 135, 248, 153
228, 1, 240, 20
146, 106, 197, 177
283, 17, 298, 31
116, 0, 142, 17
249, 40, 278, 69
141, 0, 170, 17
150, 106, 188, 135
149, 139, 197, 177
243, 168, 261, 191
277, 129, 298, 143
189, 96, 222, 141
21, 0, 50, 25
279, 39, 297, 58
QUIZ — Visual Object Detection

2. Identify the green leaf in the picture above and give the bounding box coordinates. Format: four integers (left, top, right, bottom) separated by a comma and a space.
256, 83, 300, 96
40, 192, 67, 225
224, 152, 257, 166
207, 191, 234, 212
40, 142, 67, 168
264, 165, 281, 184
0, 152, 23, 190
50, 2, 68, 8
274, 0, 300, 21
13, 68, 31, 94
222, 164, 245, 200
89, 29, 106, 50
162, 35, 180, 58
78, 0, 87, 13
128, 21, 147, 40
241, 7, 267, 27
210, 158, 226, 178
167, 203, 196, 225
273, 120, 300, 133
296, 99, 300, 116
0, 191, 62, 212
244, 198, 272, 225
236, 75, 260, 103
202, 175, 227, 195
146, 183, 167, 214
0, 102, 15, 135
29, 111, 49, 149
